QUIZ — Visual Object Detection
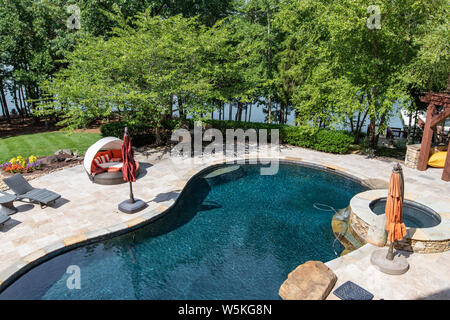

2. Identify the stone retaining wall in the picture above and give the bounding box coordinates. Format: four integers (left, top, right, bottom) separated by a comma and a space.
395, 238, 450, 254
348, 210, 369, 244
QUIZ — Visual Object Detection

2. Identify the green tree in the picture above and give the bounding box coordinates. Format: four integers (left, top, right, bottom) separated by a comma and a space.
276, 0, 449, 147
38, 13, 221, 141
0, 0, 83, 120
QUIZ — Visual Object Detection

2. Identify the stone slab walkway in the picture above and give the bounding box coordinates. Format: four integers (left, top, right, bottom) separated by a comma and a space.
0, 144, 448, 299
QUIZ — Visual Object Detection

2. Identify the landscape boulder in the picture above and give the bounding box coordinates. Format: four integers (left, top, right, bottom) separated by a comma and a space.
54, 149, 72, 156
279, 261, 337, 300
39, 155, 59, 165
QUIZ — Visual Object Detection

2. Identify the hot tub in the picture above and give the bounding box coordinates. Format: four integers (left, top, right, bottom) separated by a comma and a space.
348, 189, 449, 253
369, 198, 441, 228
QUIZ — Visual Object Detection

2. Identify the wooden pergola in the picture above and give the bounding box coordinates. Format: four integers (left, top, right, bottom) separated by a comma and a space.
417, 91, 450, 181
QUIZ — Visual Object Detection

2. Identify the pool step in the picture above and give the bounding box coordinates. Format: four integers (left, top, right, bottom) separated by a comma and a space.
332, 208, 365, 256
203, 165, 246, 186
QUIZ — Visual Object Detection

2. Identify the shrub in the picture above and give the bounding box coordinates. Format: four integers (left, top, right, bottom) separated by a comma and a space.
100, 121, 150, 138
311, 129, 354, 154
204, 120, 352, 154
393, 137, 407, 149
100, 121, 156, 147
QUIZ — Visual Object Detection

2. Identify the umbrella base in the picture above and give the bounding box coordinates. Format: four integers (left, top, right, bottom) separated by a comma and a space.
370, 249, 409, 275
118, 198, 147, 214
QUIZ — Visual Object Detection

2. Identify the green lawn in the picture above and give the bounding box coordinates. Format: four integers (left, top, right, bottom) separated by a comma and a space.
0, 131, 101, 163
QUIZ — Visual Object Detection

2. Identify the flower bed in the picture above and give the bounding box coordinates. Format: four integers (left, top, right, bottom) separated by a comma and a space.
1, 155, 42, 174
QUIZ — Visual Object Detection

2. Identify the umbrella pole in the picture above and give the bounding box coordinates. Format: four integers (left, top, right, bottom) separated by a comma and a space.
386, 241, 395, 260
129, 181, 135, 204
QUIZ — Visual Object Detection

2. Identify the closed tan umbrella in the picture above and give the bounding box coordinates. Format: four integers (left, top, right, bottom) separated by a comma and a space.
385, 163, 406, 260
370, 163, 409, 275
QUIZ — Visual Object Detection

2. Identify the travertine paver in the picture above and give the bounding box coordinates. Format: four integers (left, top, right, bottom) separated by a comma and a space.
326, 244, 450, 300
0, 144, 449, 299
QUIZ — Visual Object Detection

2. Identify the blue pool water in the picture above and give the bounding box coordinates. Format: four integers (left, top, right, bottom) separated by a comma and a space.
0, 163, 367, 300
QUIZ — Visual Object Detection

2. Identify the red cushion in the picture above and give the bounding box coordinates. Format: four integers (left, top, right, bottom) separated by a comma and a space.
107, 166, 122, 173
111, 149, 122, 159
90, 151, 113, 174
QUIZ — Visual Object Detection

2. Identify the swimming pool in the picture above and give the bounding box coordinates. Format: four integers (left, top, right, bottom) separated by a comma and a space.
0, 162, 367, 300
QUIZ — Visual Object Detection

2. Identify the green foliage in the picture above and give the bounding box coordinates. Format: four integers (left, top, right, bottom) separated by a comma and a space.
275, 0, 449, 146
100, 121, 150, 139
402, 3, 450, 93
205, 119, 284, 132
39, 14, 218, 130
100, 121, 156, 147
3, 0, 448, 156
203, 119, 352, 154
282, 125, 353, 154
0, 0, 84, 114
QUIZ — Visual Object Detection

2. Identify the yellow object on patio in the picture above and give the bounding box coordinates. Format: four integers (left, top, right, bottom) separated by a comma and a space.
428, 151, 447, 168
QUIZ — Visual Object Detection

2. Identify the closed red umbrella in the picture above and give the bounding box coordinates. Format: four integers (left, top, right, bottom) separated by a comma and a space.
118, 127, 146, 213
122, 127, 136, 182
122, 127, 137, 202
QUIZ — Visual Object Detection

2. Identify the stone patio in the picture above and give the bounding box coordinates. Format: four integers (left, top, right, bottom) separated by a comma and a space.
326, 244, 450, 300
0, 144, 449, 299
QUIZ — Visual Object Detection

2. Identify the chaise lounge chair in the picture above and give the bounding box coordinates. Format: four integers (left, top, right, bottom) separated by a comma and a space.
3, 174, 61, 208
0, 211, 11, 228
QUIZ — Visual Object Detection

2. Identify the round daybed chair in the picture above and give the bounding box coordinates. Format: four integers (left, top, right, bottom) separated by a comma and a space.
83, 137, 140, 185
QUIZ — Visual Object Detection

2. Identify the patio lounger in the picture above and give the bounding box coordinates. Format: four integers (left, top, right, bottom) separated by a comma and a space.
3, 174, 61, 208
0, 211, 11, 228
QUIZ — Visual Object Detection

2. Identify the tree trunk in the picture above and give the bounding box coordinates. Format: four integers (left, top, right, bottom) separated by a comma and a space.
178, 96, 184, 120
155, 124, 162, 145
285, 105, 289, 124
368, 116, 377, 148
229, 101, 233, 120
412, 110, 418, 143
354, 110, 368, 144
375, 113, 387, 147
235, 101, 243, 122
19, 86, 29, 116
169, 94, 174, 118
0, 82, 11, 124
244, 103, 248, 122
407, 107, 413, 144
349, 114, 354, 133
12, 83, 25, 121
267, 96, 272, 124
